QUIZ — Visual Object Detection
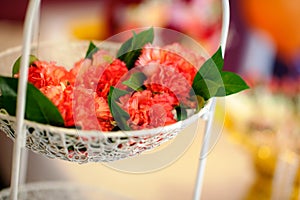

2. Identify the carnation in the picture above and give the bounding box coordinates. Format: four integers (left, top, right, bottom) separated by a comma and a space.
39, 84, 74, 127
119, 90, 177, 130
142, 63, 195, 107
136, 43, 205, 85
21, 42, 203, 131
73, 86, 114, 131
22, 49, 128, 130
3, 28, 249, 135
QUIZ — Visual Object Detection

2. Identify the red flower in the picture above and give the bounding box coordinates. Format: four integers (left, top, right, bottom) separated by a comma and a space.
40, 84, 74, 127
96, 59, 128, 98
119, 90, 177, 130
22, 43, 203, 131
16, 61, 76, 127
23, 61, 74, 88
26, 63, 45, 88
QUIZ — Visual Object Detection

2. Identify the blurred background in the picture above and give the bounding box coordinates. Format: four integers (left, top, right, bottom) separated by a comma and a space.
0, 0, 300, 199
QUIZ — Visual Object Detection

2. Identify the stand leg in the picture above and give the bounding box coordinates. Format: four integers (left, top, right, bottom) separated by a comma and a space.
9, 0, 40, 199
193, 98, 217, 200
193, 0, 230, 199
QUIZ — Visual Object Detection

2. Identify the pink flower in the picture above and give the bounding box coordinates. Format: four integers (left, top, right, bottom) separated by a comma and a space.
73, 86, 114, 131
136, 43, 205, 85
73, 50, 128, 98
142, 63, 195, 107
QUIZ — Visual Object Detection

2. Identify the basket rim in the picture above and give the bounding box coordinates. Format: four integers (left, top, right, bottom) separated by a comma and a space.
0, 100, 210, 137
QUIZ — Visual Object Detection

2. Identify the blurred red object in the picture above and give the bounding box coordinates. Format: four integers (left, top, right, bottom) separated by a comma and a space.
0, 0, 103, 21
0, 0, 28, 21
241, 0, 300, 65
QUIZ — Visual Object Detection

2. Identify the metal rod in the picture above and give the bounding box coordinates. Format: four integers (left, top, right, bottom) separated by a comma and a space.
193, 98, 217, 200
193, 0, 230, 199
9, 0, 41, 199
220, 0, 230, 55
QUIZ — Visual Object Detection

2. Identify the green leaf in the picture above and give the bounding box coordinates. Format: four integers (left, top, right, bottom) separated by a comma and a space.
12, 55, 38, 76
175, 105, 188, 121
221, 71, 250, 95
117, 27, 154, 69
0, 76, 65, 126
192, 56, 225, 100
195, 95, 205, 113
211, 47, 224, 71
192, 46, 249, 100
122, 72, 147, 91
85, 41, 99, 59
108, 86, 131, 131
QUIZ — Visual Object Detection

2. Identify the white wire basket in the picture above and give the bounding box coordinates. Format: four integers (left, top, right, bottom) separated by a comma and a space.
0, 41, 211, 163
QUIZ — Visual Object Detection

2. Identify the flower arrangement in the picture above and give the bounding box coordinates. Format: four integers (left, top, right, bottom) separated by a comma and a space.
0, 28, 249, 132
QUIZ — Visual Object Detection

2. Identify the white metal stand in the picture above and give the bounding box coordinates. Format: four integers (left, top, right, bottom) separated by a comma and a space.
8, 0, 230, 199
9, 1, 41, 200
193, 0, 230, 199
